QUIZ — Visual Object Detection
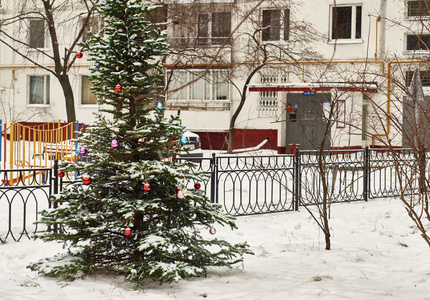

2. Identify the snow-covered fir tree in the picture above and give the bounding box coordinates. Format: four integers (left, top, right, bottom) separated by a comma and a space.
35, 0, 250, 284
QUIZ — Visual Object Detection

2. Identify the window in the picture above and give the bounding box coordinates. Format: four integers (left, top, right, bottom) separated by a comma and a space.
29, 19, 46, 48
262, 9, 290, 41
331, 5, 362, 40
407, 0, 430, 17
212, 12, 231, 44
337, 100, 346, 128
168, 69, 229, 101
29, 75, 50, 105
405, 70, 430, 86
197, 14, 209, 45
406, 34, 430, 51
81, 76, 97, 105
82, 15, 102, 42
149, 5, 167, 32
197, 12, 231, 45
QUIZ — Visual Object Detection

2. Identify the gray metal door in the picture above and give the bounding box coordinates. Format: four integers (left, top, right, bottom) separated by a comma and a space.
286, 93, 331, 153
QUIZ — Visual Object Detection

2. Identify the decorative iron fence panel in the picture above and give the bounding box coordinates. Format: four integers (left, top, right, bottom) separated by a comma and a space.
0, 168, 52, 242
298, 150, 366, 206
2, 148, 429, 242
215, 155, 295, 215
368, 149, 419, 198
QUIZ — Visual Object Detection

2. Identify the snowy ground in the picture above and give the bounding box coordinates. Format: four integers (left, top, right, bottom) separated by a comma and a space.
1, 196, 429, 300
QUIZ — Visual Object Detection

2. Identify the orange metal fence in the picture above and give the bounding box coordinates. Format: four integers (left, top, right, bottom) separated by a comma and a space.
1, 120, 84, 170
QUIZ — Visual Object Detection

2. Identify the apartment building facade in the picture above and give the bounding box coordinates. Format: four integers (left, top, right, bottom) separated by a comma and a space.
0, 0, 429, 152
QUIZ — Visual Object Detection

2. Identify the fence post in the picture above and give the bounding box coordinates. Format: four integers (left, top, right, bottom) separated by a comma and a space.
53, 159, 59, 233
363, 146, 369, 202
294, 147, 300, 211
210, 153, 217, 203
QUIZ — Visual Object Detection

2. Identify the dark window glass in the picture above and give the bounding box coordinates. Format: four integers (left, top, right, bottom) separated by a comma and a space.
212, 12, 231, 44
356, 6, 362, 39
332, 6, 352, 39
29, 19, 44, 48
407, 34, 430, 50
408, 0, 430, 17
262, 10, 280, 41
406, 70, 430, 86
284, 9, 290, 41
197, 14, 209, 45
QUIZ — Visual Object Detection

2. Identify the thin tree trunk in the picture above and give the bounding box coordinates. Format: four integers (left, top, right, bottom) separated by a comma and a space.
59, 76, 76, 122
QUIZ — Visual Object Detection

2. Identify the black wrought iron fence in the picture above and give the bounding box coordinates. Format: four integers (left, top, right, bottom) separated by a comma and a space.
1, 147, 427, 241
0, 168, 52, 242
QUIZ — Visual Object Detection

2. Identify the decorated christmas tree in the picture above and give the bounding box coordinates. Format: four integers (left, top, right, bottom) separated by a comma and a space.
35, 0, 250, 284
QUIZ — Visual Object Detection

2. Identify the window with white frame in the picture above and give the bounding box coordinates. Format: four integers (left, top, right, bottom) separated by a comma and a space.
262, 8, 290, 41
81, 76, 97, 105
197, 12, 231, 45
406, 70, 430, 86
407, 0, 430, 17
28, 75, 50, 105
330, 4, 362, 41
82, 15, 102, 42
406, 33, 430, 51
168, 69, 229, 101
29, 19, 47, 49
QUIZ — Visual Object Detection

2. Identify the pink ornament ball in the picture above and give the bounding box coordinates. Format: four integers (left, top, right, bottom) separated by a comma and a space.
177, 190, 185, 199
111, 139, 119, 148
80, 147, 87, 155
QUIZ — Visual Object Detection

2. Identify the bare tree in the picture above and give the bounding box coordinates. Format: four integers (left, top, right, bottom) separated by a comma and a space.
225, 1, 323, 153
0, 0, 99, 122
162, 0, 323, 153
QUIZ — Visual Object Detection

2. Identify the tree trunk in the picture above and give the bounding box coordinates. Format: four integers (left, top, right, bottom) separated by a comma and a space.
59, 76, 76, 122
227, 62, 267, 153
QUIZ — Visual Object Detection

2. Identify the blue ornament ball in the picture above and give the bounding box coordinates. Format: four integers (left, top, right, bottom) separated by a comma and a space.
75, 147, 81, 155
156, 102, 163, 110
180, 136, 187, 145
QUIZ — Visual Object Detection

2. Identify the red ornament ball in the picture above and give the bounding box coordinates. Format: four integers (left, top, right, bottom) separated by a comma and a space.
58, 171, 65, 178
143, 182, 151, 191
82, 175, 92, 185
209, 228, 216, 235
76, 51, 83, 59
194, 182, 201, 190
124, 227, 132, 237
115, 83, 123, 92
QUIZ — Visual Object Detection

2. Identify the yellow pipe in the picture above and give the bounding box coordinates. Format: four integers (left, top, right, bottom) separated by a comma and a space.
371, 60, 430, 145
9, 121, 14, 170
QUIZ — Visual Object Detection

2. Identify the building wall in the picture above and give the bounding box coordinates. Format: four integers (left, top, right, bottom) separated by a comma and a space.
0, 0, 426, 151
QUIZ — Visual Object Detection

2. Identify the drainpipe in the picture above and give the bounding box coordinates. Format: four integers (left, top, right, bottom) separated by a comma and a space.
378, 0, 387, 61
